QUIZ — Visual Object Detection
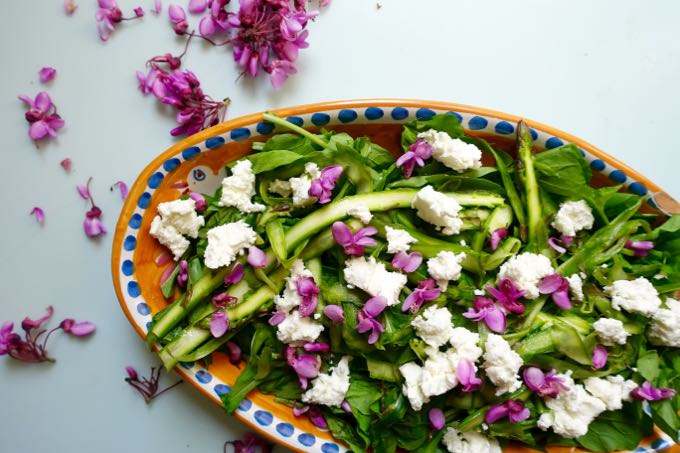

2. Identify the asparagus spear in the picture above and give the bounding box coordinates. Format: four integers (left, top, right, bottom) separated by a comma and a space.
516, 121, 548, 253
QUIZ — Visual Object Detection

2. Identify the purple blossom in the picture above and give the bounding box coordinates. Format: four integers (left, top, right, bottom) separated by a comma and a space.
331, 221, 377, 256
268, 311, 285, 326
0, 322, 20, 356
547, 235, 574, 254
79, 177, 107, 238
226, 341, 242, 364
592, 344, 608, 370
18, 92, 65, 141
189, 192, 206, 212
631, 381, 676, 401
60, 158, 72, 172
30, 207, 45, 225
296, 276, 320, 318
538, 274, 572, 310
111, 181, 129, 199
457, 359, 482, 392
188, 0, 207, 14
153, 0, 162, 14
357, 296, 387, 344
286, 347, 320, 389
247, 246, 268, 269
402, 279, 441, 313
39, 67, 57, 83
625, 240, 654, 258
212, 291, 237, 308
303, 342, 330, 353
523, 367, 568, 398
210, 311, 229, 337
341, 400, 352, 414
396, 139, 432, 177
490, 228, 508, 251
463, 297, 506, 333
177, 260, 189, 288
60, 319, 97, 337
486, 278, 526, 314
391, 251, 423, 273
96, 0, 123, 40
428, 408, 445, 430
323, 304, 345, 323
268, 60, 298, 89
168, 4, 189, 34
224, 263, 245, 285
198, 0, 231, 38
124, 365, 183, 404
308, 165, 343, 204
134, 6, 145, 17
223, 432, 272, 453
485, 400, 530, 424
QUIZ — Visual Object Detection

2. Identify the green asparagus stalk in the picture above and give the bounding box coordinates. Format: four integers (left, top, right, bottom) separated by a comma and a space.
516, 121, 548, 253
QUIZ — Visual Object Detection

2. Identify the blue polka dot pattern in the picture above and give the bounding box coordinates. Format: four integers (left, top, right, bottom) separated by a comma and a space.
163, 158, 181, 172
127, 281, 140, 298
137, 192, 151, 209
145, 321, 152, 330
205, 137, 225, 149
298, 433, 316, 447
648, 198, 658, 208
530, 128, 538, 140
651, 439, 670, 450
195, 370, 212, 384
321, 443, 340, 453
286, 116, 304, 127
416, 108, 435, 121
122, 260, 134, 276
129, 213, 142, 229
137, 303, 150, 316
628, 182, 648, 196
446, 111, 463, 123
179, 362, 195, 369
276, 423, 294, 437
546, 137, 564, 149
123, 235, 136, 251
494, 121, 514, 135
239, 398, 252, 411
365, 107, 384, 120
148, 172, 164, 189
590, 159, 606, 171
214, 384, 231, 395
256, 121, 274, 135
390, 107, 409, 120
338, 109, 358, 123
182, 146, 201, 160
609, 170, 627, 183
230, 128, 251, 141
468, 116, 489, 130
311, 113, 330, 126
254, 410, 273, 426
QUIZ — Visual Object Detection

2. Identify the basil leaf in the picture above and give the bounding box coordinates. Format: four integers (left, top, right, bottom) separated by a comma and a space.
345, 376, 384, 433
637, 350, 660, 383
577, 404, 651, 451
325, 413, 369, 453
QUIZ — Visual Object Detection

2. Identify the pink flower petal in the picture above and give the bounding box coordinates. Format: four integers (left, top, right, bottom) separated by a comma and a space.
548, 236, 567, 254
226, 341, 241, 364
64, 0, 77, 15
39, 67, 57, 83
125, 366, 138, 380
210, 311, 229, 337
30, 207, 45, 225
484, 306, 507, 333
490, 228, 508, 251
168, 4, 186, 21
224, 263, 244, 285
29, 121, 50, 140
428, 408, 445, 430
247, 246, 268, 269
268, 311, 285, 326
323, 304, 345, 323
155, 250, 172, 266
457, 359, 482, 392
362, 296, 387, 318
77, 181, 91, 200
60, 158, 72, 172
188, 192, 206, 212
303, 342, 330, 353
538, 274, 565, 294
61, 320, 96, 336
188, 0, 207, 14
592, 344, 608, 370
331, 221, 353, 247
523, 367, 546, 392
134, 6, 144, 17
551, 290, 572, 310
111, 181, 129, 200
21, 306, 54, 331
485, 404, 509, 424
34, 92, 52, 113
153, 0, 162, 14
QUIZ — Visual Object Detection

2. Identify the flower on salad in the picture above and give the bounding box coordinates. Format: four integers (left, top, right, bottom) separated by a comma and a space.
631, 381, 676, 401
489, 227, 508, 251
286, 347, 320, 389
396, 139, 432, 177
356, 296, 387, 344
323, 304, 344, 323
625, 240, 654, 257
538, 273, 572, 310
391, 251, 423, 273
247, 246, 268, 268
592, 344, 608, 370
523, 367, 568, 398
296, 275, 320, 318
457, 359, 482, 392
486, 278, 526, 314
308, 165, 343, 204
332, 222, 377, 256
463, 296, 506, 333
402, 279, 441, 313
485, 400, 530, 424
428, 408, 445, 430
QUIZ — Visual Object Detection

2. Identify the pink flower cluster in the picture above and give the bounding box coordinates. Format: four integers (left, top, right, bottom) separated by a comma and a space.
96, 0, 144, 41
18, 92, 64, 142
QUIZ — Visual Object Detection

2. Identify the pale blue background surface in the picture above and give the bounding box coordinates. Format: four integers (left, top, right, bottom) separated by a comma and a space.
1, 0, 679, 452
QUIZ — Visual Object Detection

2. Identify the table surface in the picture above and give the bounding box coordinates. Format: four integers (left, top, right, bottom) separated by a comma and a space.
1, 0, 679, 451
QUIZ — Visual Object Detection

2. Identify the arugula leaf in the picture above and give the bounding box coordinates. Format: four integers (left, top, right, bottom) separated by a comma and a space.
325, 413, 369, 453
577, 403, 652, 451
387, 174, 504, 194
247, 150, 305, 174
637, 350, 660, 383
354, 136, 395, 170
260, 133, 315, 154
345, 375, 384, 433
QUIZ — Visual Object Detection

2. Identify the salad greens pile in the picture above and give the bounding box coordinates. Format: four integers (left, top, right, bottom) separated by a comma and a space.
145, 111, 680, 453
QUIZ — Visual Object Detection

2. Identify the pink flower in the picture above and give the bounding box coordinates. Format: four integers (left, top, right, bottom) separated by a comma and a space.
309, 165, 343, 204
188, 0, 207, 14
247, 246, 268, 268
523, 367, 568, 398
286, 347, 320, 389
490, 228, 508, 251
396, 139, 432, 177
356, 296, 387, 344
223, 433, 272, 453
303, 342, 330, 353
60, 319, 96, 337
323, 304, 344, 323
30, 207, 45, 225
428, 408, 445, 430
292, 404, 328, 429
332, 222, 377, 256
124, 365, 183, 403
548, 235, 573, 254
18, 92, 65, 141
226, 341, 242, 364
631, 381, 676, 401
211, 291, 237, 308
485, 400, 530, 424
111, 181, 129, 199
168, 4, 189, 34
463, 296, 506, 333
21, 306, 54, 332
268, 59, 298, 89
0, 322, 20, 357
60, 158, 72, 172
153, 0, 162, 14
625, 240, 654, 257
177, 260, 189, 288
457, 359, 482, 392
296, 276, 320, 318
486, 278, 526, 314
210, 311, 229, 337
592, 344, 608, 370
64, 0, 77, 15
268, 311, 285, 326
198, 0, 231, 37
224, 263, 244, 285
96, 0, 123, 41
189, 192, 206, 212
39, 67, 57, 83
79, 177, 107, 238
391, 251, 423, 273
402, 279, 441, 313
134, 6, 145, 17
538, 274, 571, 310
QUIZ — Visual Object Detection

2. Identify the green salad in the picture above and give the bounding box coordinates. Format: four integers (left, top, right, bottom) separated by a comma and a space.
146, 112, 680, 453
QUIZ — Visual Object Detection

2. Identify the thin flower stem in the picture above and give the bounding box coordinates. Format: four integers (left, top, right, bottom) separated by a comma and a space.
262, 113, 329, 149
152, 379, 184, 400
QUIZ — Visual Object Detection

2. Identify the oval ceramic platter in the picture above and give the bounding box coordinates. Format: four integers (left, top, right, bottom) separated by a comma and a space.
112, 99, 680, 453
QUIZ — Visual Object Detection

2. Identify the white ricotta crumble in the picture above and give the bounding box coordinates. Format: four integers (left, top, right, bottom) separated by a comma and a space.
418, 129, 483, 173
268, 179, 292, 197
203, 220, 256, 269
497, 252, 555, 299
551, 200, 595, 237
411, 305, 455, 348
537, 371, 607, 439
442, 428, 501, 453
343, 256, 407, 306
449, 327, 483, 363
399, 362, 428, 411
274, 259, 314, 313
648, 298, 680, 347
346, 204, 373, 224
592, 317, 630, 346
276, 310, 325, 345
218, 159, 265, 213
385, 226, 417, 253
420, 347, 459, 398
584, 375, 637, 411
566, 274, 584, 301
302, 356, 351, 407
289, 162, 321, 207
606, 277, 661, 317
482, 334, 523, 396
149, 198, 205, 260
411, 186, 464, 235
427, 251, 466, 291
474, 289, 486, 296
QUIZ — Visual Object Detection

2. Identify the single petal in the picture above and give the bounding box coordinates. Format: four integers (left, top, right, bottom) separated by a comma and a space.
34, 92, 52, 113
125, 366, 138, 380
224, 263, 244, 285
323, 304, 345, 323
60, 158, 72, 172
153, 0, 162, 13
303, 342, 330, 353
188, 0, 207, 13
199, 15, 217, 37
362, 296, 387, 318
592, 344, 608, 370
523, 367, 546, 392
21, 306, 54, 331
268, 311, 286, 326
226, 341, 241, 364
168, 4, 186, 21
133, 6, 144, 17
428, 408, 445, 430
247, 246, 268, 268
341, 400, 352, 414
30, 207, 45, 225
484, 307, 507, 333
551, 290, 572, 310
538, 274, 565, 294
292, 403, 309, 417
64, 321, 96, 336
77, 182, 91, 200
210, 311, 229, 338
39, 67, 57, 83
111, 181, 128, 199
548, 237, 567, 254
331, 221, 353, 247
490, 228, 508, 251
29, 121, 50, 140
485, 404, 509, 424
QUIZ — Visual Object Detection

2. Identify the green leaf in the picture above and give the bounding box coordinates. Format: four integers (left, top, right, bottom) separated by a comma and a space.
650, 398, 680, 440
187, 257, 203, 285
246, 150, 305, 174
345, 375, 383, 433
400, 113, 465, 150
260, 133, 315, 154
577, 404, 651, 452
387, 174, 504, 194
366, 358, 402, 382
354, 137, 395, 170
325, 413, 369, 453
637, 350, 660, 383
